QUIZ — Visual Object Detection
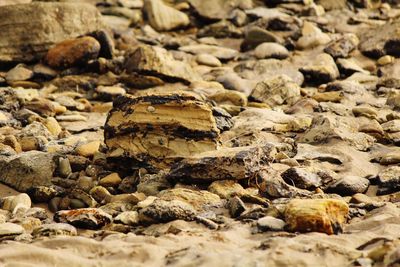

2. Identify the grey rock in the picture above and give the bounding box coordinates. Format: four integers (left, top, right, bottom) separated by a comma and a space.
254, 42, 289, 60
5, 65, 33, 82
257, 216, 285, 231
179, 44, 238, 60
139, 199, 196, 224
0, 2, 105, 64
327, 175, 370, 196
241, 26, 283, 52
188, 0, 251, 20
0, 223, 24, 240
114, 211, 140, 226
281, 167, 324, 190
227, 196, 246, 218
300, 53, 339, 84
324, 34, 359, 59
0, 151, 57, 192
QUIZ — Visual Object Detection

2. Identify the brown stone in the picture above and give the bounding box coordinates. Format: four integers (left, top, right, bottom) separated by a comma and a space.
45, 37, 101, 69
285, 199, 349, 235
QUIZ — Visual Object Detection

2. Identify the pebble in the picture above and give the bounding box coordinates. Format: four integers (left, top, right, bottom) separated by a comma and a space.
196, 54, 222, 67
257, 216, 286, 232
254, 42, 289, 59
75, 141, 101, 157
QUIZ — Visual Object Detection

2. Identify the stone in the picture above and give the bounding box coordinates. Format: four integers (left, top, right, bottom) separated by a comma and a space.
54, 208, 112, 230
324, 34, 359, 59
27, 185, 64, 203
58, 157, 72, 178
167, 145, 276, 182
381, 120, 400, 133
227, 196, 246, 218
254, 42, 289, 60
158, 188, 221, 211
0, 223, 24, 240
285, 199, 349, 235
359, 18, 400, 58
143, 0, 189, 31
316, 0, 347, 10
105, 93, 220, 167
136, 172, 171, 196
114, 211, 140, 226
300, 53, 339, 84
99, 173, 122, 187
44, 117, 62, 137
257, 216, 286, 232
75, 141, 101, 158
378, 55, 394, 66
327, 175, 370, 196
378, 166, 400, 191
208, 180, 246, 199
139, 199, 196, 224
5, 65, 33, 82
2, 193, 31, 213
197, 20, 242, 38
297, 22, 331, 50
188, 0, 249, 20
123, 45, 200, 84
0, 151, 57, 192
281, 167, 329, 190
241, 26, 283, 52
312, 91, 344, 103
196, 54, 222, 67
250, 75, 301, 107
32, 223, 77, 238
0, 2, 104, 64
179, 44, 238, 60
45, 36, 101, 69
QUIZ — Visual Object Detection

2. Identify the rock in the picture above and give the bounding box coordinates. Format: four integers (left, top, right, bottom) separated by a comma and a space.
99, 173, 122, 187
324, 34, 359, 59
123, 45, 200, 84
316, 0, 347, 10
114, 211, 139, 226
227, 196, 246, 218
44, 117, 62, 137
5, 65, 33, 82
139, 199, 196, 224
254, 42, 289, 60
250, 75, 301, 107
188, 0, 249, 20
75, 141, 100, 158
0, 223, 24, 240
27, 185, 64, 203
2, 193, 31, 213
158, 188, 221, 211
312, 91, 344, 103
0, 2, 104, 65
197, 20, 242, 38
45, 36, 101, 69
297, 22, 331, 50
285, 199, 349, 235
32, 223, 77, 238
300, 53, 339, 84
281, 167, 328, 190
377, 166, 400, 192
359, 18, 400, 58
179, 44, 238, 60
196, 54, 222, 67
58, 157, 72, 178
143, 0, 189, 31
327, 175, 370, 196
257, 216, 286, 232
54, 208, 112, 230
381, 120, 400, 133
0, 151, 57, 192
105, 93, 220, 167
167, 145, 276, 182
208, 180, 246, 199
241, 26, 283, 52
378, 55, 394, 66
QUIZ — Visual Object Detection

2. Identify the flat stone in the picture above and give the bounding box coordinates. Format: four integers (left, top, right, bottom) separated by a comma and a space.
0, 151, 57, 192
143, 0, 189, 31
124, 45, 200, 84
285, 199, 349, 235
158, 188, 221, 211
0, 2, 105, 64
179, 44, 238, 60
254, 42, 289, 60
5, 65, 33, 82
188, 0, 250, 20
327, 175, 370, 196
300, 53, 339, 84
196, 54, 222, 67
114, 211, 140, 226
257, 216, 286, 231
241, 26, 283, 52
32, 223, 77, 238
0, 223, 24, 240
139, 199, 196, 224
167, 145, 276, 182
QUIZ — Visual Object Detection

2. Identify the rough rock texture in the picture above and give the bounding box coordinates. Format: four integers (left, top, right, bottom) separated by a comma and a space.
105, 93, 220, 167
143, 0, 189, 31
285, 199, 349, 235
0, 151, 57, 192
0, 2, 105, 64
167, 145, 276, 182
188, 0, 250, 20
124, 45, 200, 84
54, 208, 112, 230
359, 18, 400, 58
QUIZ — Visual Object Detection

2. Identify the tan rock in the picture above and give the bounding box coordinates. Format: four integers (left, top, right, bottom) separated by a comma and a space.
158, 188, 221, 211
75, 141, 100, 157
44, 117, 62, 136
105, 92, 220, 167
208, 180, 246, 199
285, 198, 349, 235
45, 36, 101, 69
99, 173, 122, 187
143, 0, 189, 31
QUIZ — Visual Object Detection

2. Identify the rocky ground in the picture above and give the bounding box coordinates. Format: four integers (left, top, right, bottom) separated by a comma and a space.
2, 0, 400, 266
